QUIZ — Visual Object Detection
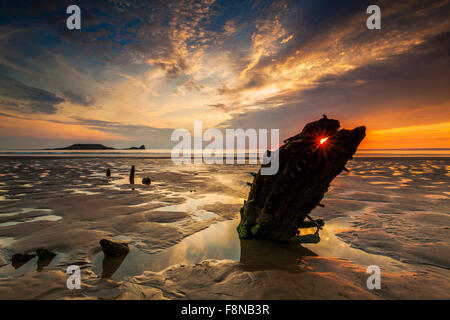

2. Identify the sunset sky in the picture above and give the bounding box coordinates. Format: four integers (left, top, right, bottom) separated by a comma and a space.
0, 0, 449, 150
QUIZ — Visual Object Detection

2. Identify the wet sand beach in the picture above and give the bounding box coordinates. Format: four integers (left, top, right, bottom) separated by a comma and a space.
0, 157, 449, 299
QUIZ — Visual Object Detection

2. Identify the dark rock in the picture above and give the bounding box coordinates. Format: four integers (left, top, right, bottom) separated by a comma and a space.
237, 116, 365, 242
142, 177, 151, 185
12, 253, 35, 263
36, 248, 56, 260
36, 249, 56, 271
11, 253, 35, 269
106, 168, 111, 177
100, 239, 129, 257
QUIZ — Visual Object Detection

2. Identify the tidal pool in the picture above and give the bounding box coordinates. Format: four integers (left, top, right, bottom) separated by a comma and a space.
0, 214, 62, 227
0, 253, 65, 278
92, 216, 407, 280
92, 219, 241, 279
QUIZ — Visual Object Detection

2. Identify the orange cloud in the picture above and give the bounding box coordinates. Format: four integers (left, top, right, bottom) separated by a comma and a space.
361, 122, 450, 149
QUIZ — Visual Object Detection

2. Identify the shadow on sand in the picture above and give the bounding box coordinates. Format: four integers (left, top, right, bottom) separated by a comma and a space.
101, 253, 129, 279
239, 239, 318, 272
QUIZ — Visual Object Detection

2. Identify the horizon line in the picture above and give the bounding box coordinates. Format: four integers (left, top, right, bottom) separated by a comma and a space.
1, 147, 450, 151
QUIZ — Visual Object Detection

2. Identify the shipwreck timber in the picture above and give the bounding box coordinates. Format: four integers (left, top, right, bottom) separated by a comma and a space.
237, 115, 366, 243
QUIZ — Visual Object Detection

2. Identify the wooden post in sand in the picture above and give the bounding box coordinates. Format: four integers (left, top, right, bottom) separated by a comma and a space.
106, 168, 111, 177
129, 165, 135, 184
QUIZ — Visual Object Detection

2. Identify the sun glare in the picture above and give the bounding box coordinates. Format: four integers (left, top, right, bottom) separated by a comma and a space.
320, 137, 328, 145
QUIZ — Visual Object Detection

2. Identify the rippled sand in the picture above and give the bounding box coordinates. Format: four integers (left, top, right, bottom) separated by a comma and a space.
0, 158, 448, 299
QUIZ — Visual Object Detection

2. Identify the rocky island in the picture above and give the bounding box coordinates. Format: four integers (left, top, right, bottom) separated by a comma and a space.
53, 144, 145, 150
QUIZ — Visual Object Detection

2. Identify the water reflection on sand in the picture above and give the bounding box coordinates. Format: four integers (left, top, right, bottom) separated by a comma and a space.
93, 219, 241, 279
93, 216, 407, 280
0, 253, 64, 278
154, 193, 242, 221
0, 214, 62, 227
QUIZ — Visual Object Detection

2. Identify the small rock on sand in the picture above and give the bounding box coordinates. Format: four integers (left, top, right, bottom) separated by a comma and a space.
36, 248, 56, 260
11, 253, 35, 264
100, 239, 129, 257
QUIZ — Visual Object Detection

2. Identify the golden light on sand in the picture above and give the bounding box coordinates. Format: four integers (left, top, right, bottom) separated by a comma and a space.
320, 137, 328, 145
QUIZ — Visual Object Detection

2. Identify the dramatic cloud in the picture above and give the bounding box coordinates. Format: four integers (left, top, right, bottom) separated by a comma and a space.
61, 90, 94, 107
0, 0, 448, 148
0, 74, 64, 114
220, 31, 450, 146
